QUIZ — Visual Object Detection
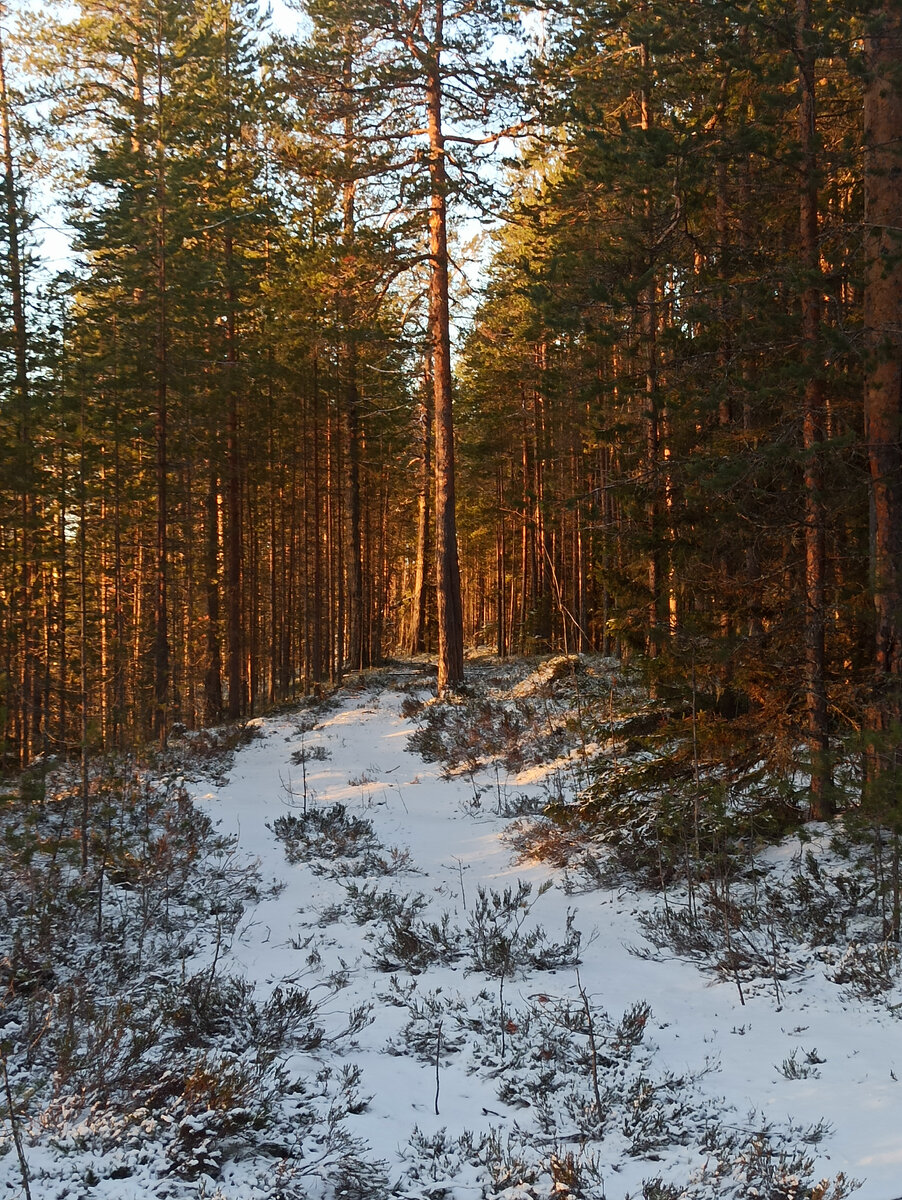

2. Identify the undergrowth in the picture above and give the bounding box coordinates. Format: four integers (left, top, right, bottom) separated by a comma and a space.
0, 750, 378, 1197
438, 658, 902, 1005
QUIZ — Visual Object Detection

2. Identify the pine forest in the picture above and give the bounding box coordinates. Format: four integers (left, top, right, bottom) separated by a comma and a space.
1, 1, 902, 1197
0, 0, 900, 803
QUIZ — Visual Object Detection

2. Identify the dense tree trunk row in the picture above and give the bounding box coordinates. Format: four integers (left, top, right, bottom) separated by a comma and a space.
0, 360, 410, 758
458, 0, 902, 805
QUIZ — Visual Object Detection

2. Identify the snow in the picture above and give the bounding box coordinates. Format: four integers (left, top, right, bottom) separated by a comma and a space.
4, 663, 901, 1198
193, 680, 897, 1197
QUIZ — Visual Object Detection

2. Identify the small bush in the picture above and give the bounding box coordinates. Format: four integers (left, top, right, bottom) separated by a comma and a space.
400, 695, 425, 719
162, 1052, 272, 1178
290, 744, 331, 766
326, 882, 428, 927
778, 1048, 824, 1080
831, 941, 900, 997
271, 804, 380, 864
467, 881, 581, 976
348, 768, 378, 786
637, 1181, 682, 1200
404, 678, 584, 776
508, 816, 591, 869
371, 910, 464, 972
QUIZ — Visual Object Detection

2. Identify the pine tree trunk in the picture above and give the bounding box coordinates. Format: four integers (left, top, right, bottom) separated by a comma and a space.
111, 398, 125, 744
152, 30, 169, 745
406, 371, 433, 655
334, 399, 345, 680
225, 271, 242, 717
204, 470, 223, 723
496, 466, 506, 657
311, 351, 324, 684
326, 408, 337, 680
0, 25, 36, 764
57, 442, 68, 749
797, 0, 833, 815
864, 1, 902, 765
344, 350, 365, 671
343, 55, 366, 673
639, 27, 662, 665
426, 0, 464, 692
224, 30, 243, 720
79, 397, 90, 874
268, 380, 279, 702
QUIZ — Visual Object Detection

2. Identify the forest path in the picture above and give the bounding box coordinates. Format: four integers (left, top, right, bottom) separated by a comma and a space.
189, 663, 898, 1200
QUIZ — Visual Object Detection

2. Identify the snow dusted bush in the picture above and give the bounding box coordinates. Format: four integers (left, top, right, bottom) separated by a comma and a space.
635, 830, 902, 1003
0, 752, 377, 1195
677, 1119, 858, 1200
466, 880, 581, 976
371, 908, 464, 972
271, 804, 380, 866
291, 743, 332, 766
404, 656, 599, 776
162, 973, 324, 1055
0, 664, 874, 1200
366, 879, 580, 977
160, 719, 264, 784
322, 881, 428, 927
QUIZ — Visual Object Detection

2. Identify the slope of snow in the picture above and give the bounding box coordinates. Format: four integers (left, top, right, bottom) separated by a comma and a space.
5, 665, 899, 1200
183, 677, 898, 1199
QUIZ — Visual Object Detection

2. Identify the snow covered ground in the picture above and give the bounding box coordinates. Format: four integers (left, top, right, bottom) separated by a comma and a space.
4, 660, 901, 1199
189, 670, 899, 1199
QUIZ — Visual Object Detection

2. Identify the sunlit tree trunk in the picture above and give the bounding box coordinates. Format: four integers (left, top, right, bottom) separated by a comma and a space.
152, 16, 170, 743
406, 365, 433, 654
496, 465, 506, 657
864, 0, 902, 764
204, 470, 223, 722
56, 439, 68, 749
342, 52, 366, 674
0, 20, 36, 763
426, 0, 464, 692
639, 23, 662, 666
222, 14, 244, 719
797, 0, 833, 814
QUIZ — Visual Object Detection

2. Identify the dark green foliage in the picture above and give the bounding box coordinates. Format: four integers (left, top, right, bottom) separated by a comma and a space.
457, 0, 870, 809
271, 804, 380, 865
367, 878, 581, 976
556, 750, 803, 887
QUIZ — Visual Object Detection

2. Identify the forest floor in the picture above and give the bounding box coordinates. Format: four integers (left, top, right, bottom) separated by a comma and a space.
1, 655, 900, 1199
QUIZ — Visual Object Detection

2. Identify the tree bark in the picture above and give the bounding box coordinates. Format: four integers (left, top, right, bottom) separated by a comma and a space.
426, 0, 464, 692
864, 0, 902, 766
223, 17, 243, 719
79, 391, 90, 874
639, 26, 662, 666
311, 350, 324, 683
204, 470, 224, 723
342, 52, 366, 673
0, 22, 36, 764
152, 17, 169, 744
797, 0, 833, 815
407, 366, 433, 654
496, 466, 506, 657
224, 258, 242, 717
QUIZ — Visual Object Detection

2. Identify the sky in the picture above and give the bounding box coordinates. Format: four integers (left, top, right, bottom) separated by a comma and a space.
270, 0, 304, 34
